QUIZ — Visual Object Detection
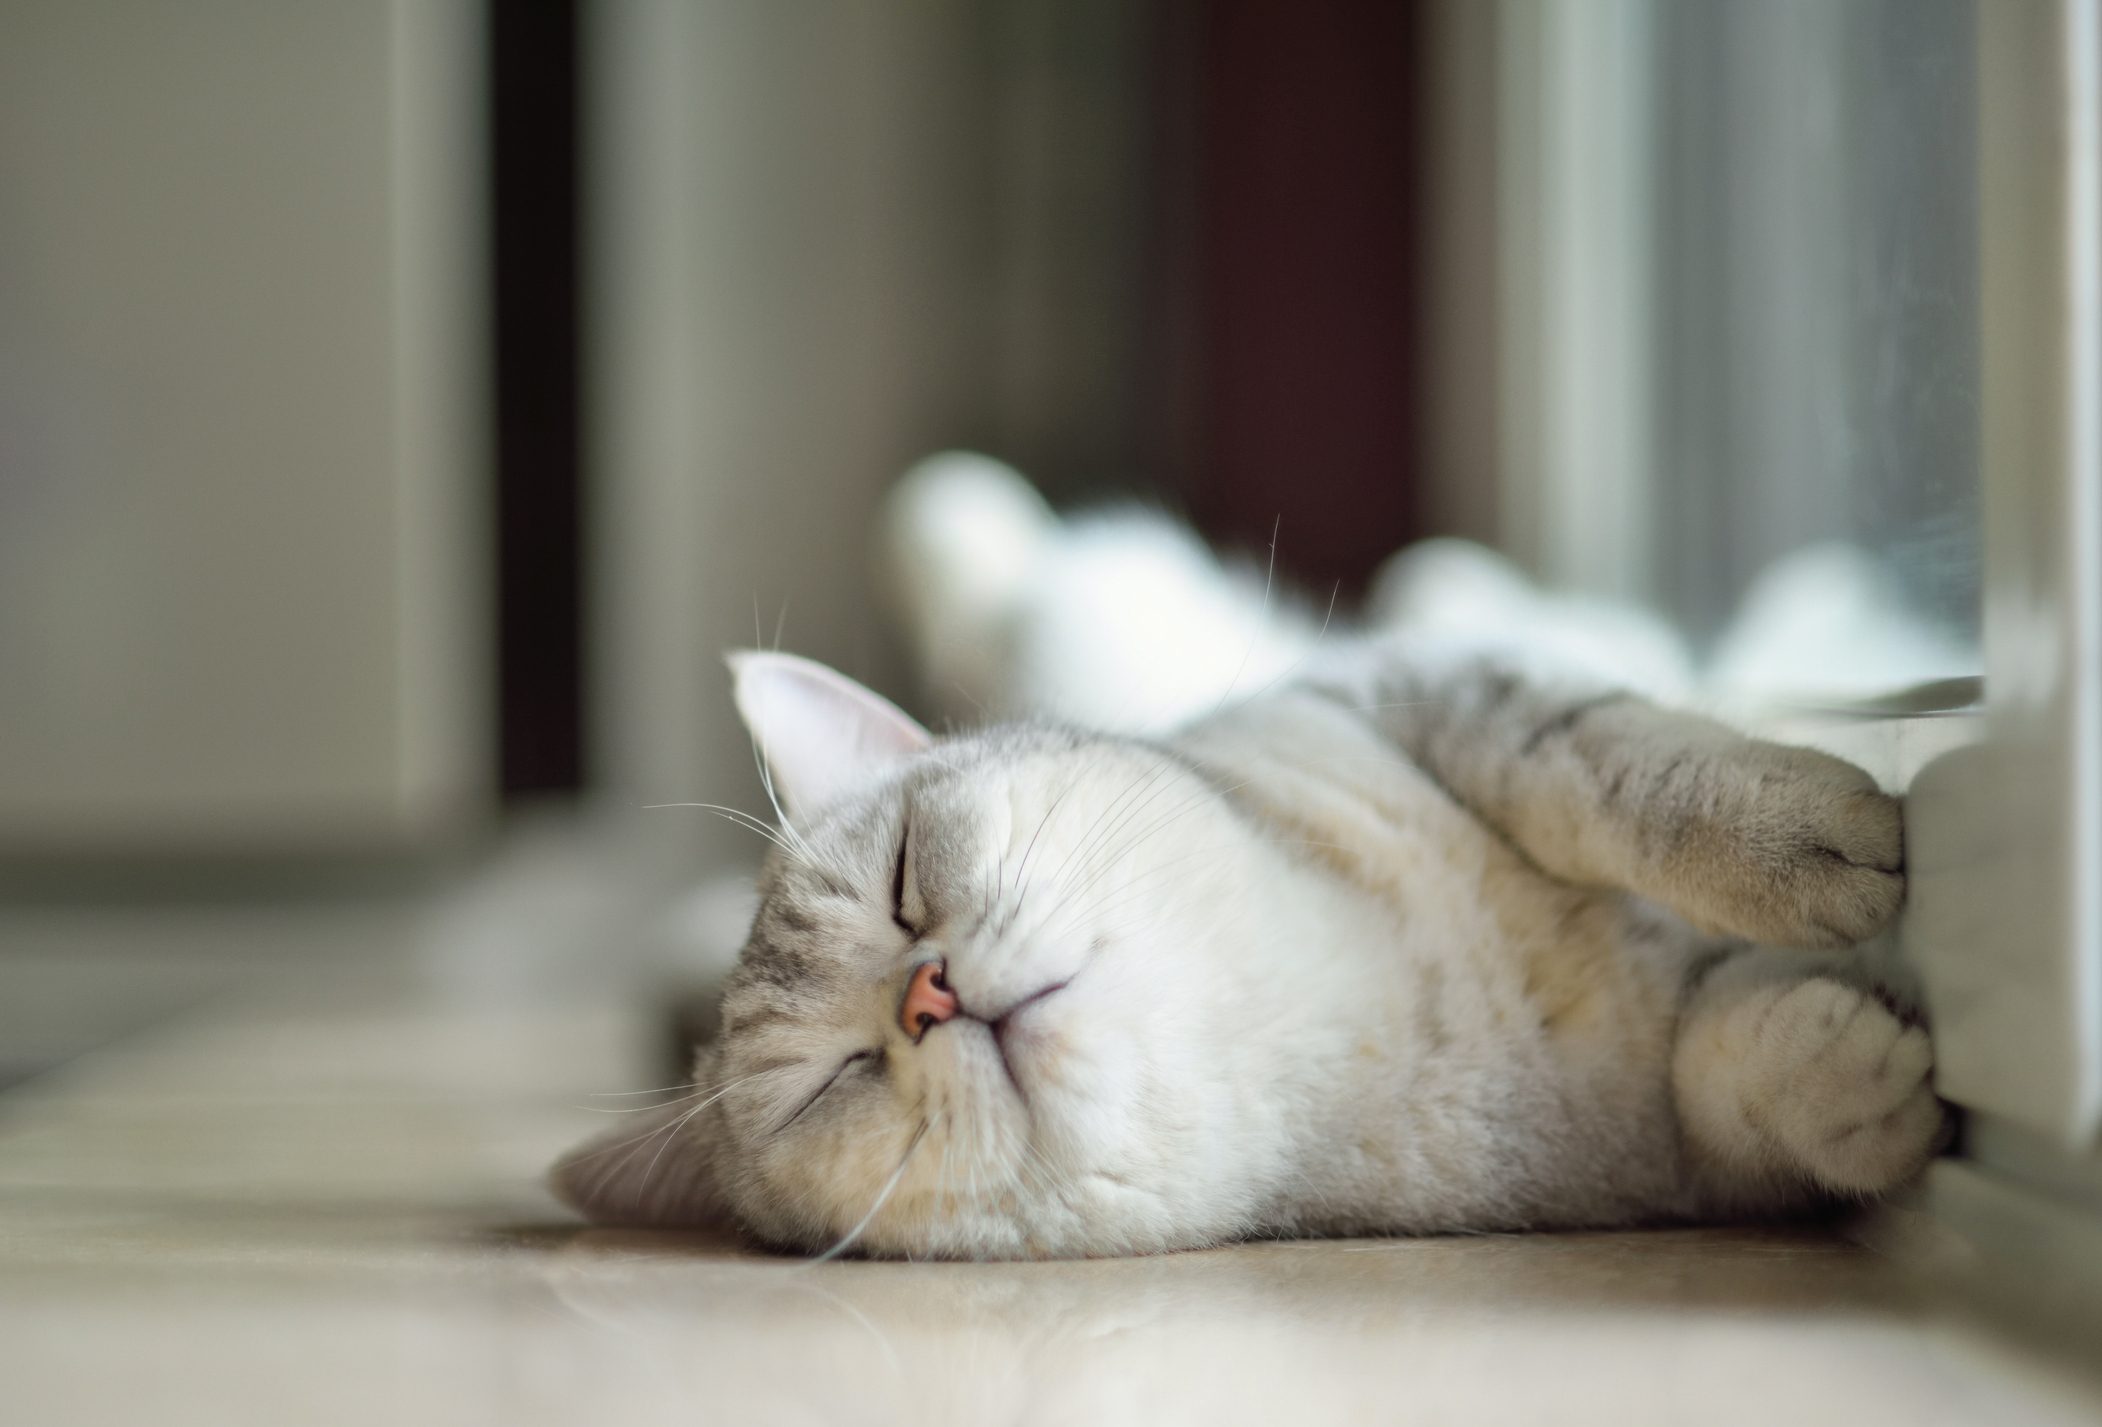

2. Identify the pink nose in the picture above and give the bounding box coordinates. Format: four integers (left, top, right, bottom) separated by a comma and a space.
901, 961, 960, 1039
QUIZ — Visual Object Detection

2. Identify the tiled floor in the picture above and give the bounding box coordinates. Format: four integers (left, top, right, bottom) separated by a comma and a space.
4, 845, 2099, 1426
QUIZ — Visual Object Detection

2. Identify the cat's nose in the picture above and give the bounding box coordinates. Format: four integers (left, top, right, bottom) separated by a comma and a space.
901, 960, 960, 1040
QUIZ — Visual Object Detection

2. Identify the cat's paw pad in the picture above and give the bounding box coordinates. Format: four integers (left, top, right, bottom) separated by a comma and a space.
1752, 979, 1943, 1194
1679, 744, 1904, 949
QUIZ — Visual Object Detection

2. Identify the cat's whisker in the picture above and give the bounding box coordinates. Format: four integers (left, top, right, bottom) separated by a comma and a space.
1210, 511, 1282, 718
570, 1102, 701, 1115
564, 1107, 708, 1215
802, 1114, 936, 1267
725, 651, 822, 871
583, 1081, 701, 1098
568, 1070, 768, 1169
963, 1105, 986, 1213
932, 1109, 958, 1221
1049, 828, 1356, 940
949, 680, 991, 722
1304, 751, 1430, 767
1044, 760, 1173, 901
749, 735, 821, 869
1093, 777, 1242, 870
1317, 577, 1341, 642
1059, 781, 1353, 924
1052, 777, 1251, 918
1002, 774, 1082, 934
567, 1069, 768, 1115
641, 801, 802, 860
1212, 574, 1343, 719
1014, 1138, 1076, 1206
1047, 762, 1183, 904
636, 1071, 774, 1195
1015, 770, 1090, 901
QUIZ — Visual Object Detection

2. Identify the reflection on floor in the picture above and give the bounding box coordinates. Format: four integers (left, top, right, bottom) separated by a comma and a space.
3, 858, 2098, 1426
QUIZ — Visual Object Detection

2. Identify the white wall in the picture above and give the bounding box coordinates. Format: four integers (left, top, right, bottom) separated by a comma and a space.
589, 0, 1150, 867
0, 0, 488, 855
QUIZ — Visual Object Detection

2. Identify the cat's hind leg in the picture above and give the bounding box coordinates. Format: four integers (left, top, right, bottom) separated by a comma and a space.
1672, 953, 1946, 1211
880, 451, 1317, 732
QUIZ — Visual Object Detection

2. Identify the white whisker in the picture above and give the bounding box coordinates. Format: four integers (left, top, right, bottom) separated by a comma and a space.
636, 1071, 769, 1193
802, 1115, 936, 1266
584, 1081, 702, 1098
1212, 512, 1282, 716
641, 800, 799, 858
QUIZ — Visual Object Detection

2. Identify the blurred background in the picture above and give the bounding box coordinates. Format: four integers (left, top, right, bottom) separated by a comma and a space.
15, 12, 2102, 1418
0, 0, 1982, 859
0, 0, 1992, 1072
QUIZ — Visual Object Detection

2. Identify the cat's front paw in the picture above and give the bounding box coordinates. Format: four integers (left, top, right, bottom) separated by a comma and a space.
1750, 979, 1944, 1195
1672, 742, 1904, 949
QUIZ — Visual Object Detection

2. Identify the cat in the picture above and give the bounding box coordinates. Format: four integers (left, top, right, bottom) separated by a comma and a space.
552, 636, 1944, 1258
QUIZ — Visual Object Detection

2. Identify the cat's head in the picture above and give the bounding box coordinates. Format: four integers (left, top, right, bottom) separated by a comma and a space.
552, 652, 1290, 1258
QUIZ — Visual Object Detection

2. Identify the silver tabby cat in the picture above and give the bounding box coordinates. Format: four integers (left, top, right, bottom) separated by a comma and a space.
553, 639, 1943, 1258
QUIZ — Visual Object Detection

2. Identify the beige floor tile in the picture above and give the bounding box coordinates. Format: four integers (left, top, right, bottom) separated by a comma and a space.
3, 891, 2098, 1427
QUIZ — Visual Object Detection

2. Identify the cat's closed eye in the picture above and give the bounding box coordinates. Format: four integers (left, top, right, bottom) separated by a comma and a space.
776, 1048, 882, 1136
891, 821, 921, 938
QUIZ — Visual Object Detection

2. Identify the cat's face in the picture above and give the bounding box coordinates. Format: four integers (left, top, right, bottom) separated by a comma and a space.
553, 654, 1291, 1258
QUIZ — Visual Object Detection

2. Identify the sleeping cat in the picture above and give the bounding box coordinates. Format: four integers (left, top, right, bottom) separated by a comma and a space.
552, 639, 1943, 1258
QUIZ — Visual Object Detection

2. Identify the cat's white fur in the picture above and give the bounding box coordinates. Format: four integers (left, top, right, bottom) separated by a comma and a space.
555, 647, 1939, 1257
552, 456, 1946, 1257
879, 453, 1320, 733
876, 452, 1969, 730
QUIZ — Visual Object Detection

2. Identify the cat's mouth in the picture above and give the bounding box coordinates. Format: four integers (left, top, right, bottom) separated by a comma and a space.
986, 977, 1071, 1104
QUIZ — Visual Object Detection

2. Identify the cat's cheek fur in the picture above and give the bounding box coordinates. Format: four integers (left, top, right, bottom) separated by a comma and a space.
547, 1051, 732, 1229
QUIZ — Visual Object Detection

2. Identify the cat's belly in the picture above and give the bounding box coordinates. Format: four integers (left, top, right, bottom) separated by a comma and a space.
1184, 694, 1698, 1232
1270, 913, 1692, 1235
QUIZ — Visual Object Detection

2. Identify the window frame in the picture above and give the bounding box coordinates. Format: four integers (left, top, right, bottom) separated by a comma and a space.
1484, 0, 2101, 1153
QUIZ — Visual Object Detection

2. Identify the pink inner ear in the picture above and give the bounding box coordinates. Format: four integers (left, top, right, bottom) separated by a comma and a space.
728, 651, 932, 816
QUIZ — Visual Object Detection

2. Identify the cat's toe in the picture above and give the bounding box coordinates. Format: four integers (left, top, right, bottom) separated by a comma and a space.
1687, 748, 1905, 948
1790, 778, 1905, 942
1805, 1079, 1946, 1195
1761, 982, 1944, 1194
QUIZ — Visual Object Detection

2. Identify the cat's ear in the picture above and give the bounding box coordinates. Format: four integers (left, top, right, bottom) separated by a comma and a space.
548, 1082, 731, 1228
727, 650, 932, 816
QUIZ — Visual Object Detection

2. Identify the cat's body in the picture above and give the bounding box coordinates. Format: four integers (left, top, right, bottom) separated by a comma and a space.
554, 633, 1941, 1258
